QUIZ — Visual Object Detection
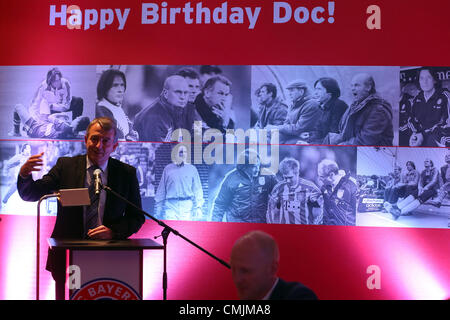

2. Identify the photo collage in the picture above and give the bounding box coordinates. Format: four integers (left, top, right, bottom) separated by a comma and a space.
0, 65, 448, 229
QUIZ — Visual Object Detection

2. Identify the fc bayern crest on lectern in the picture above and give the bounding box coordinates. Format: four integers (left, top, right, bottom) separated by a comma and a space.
70, 278, 141, 300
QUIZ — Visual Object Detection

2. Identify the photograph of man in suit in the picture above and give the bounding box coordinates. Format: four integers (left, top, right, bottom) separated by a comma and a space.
17, 117, 145, 300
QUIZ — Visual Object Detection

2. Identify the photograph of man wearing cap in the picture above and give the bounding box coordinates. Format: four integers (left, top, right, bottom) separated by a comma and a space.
265, 80, 322, 144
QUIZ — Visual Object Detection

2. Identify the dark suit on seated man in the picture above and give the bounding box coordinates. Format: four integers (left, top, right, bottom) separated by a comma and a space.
230, 230, 317, 300
17, 117, 145, 300
269, 278, 317, 300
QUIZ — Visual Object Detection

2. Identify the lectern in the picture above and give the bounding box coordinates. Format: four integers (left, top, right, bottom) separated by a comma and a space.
48, 238, 163, 300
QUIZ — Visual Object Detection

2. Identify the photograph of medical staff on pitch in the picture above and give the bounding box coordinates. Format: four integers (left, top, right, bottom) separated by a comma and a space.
356, 146, 449, 229
208, 145, 357, 226
0, 66, 96, 140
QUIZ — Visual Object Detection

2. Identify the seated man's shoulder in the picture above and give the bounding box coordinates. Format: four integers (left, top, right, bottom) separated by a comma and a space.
137, 102, 169, 121
303, 98, 320, 108
271, 278, 318, 300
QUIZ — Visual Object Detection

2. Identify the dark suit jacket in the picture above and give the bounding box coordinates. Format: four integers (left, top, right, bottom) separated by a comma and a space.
269, 278, 318, 300
17, 154, 145, 273
317, 98, 348, 139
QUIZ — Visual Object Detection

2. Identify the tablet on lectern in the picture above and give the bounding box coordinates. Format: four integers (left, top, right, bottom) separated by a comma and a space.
59, 188, 90, 207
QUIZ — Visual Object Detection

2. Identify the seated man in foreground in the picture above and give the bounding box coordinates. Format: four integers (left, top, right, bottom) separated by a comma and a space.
229, 230, 318, 300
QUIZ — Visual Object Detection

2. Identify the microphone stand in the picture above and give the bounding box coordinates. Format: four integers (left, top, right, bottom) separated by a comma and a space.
101, 184, 230, 300
36, 193, 60, 301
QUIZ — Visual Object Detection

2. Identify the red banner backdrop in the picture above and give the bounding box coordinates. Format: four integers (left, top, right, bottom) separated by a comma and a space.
1, 0, 449, 66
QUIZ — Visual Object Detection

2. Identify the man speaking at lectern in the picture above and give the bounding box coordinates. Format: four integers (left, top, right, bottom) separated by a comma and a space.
17, 117, 145, 300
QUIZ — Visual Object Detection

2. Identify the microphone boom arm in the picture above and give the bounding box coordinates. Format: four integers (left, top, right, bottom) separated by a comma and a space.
101, 184, 231, 269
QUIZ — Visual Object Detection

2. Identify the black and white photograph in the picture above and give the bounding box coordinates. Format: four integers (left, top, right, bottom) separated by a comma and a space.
207, 148, 279, 223
109, 141, 159, 215
275, 145, 357, 226
207, 145, 357, 226
94, 66, 139, 141
0, 140, 86, 215
0, 66, 96, 140
0, 139, 160, 218
112, 65, 252, 143
150, 143, 209, 222
399, 66, 450, 147
251, 65, 400, 146
356, 146, 449, 228
1, 64, 448, 230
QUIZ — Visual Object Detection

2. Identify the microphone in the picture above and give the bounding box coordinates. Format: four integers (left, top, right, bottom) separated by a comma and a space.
93, 169, 102, 195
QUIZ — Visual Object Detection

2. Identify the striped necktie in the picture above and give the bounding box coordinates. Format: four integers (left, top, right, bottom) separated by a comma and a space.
85, 165, 101, 236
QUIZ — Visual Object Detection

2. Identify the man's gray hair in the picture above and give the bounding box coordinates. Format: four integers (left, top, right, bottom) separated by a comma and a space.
86, 117, 118, 142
